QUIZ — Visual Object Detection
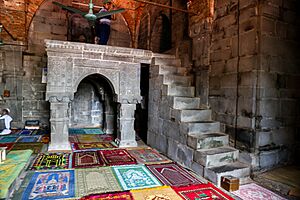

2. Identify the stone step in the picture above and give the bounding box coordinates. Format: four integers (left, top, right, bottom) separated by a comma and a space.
163, 74, 192, 86
155, 65, 188, 76
204, 161, 251, 187
182, 121, 221, 134
162, 85, 195, 97
194, 146, 239, 167
187, 132, 229, 150
153, 57, 181, 67
171, 109, 212, 122
167, 96, 201, 110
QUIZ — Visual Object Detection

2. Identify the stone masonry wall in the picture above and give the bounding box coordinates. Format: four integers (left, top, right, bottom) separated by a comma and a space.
207, 0, 300, 169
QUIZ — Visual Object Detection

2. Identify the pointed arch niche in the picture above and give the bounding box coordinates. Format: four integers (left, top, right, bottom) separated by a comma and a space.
45, 40, 153, 151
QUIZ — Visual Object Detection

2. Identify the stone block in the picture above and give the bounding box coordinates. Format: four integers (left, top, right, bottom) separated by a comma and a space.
239, 55, 258, 72
225, 58, 238, 73
167, 138, 179, 161
156, 133, 168, 155
261, 16, 275, 36
191, 161, 204, 177
211, 61, 225, 76
262, 2, 280, 18
240, 30, 258, 56
259, 99, 280, 117
194, 146, 239, 167
239, 7, 258, 23
210, 49, 232, 62
259, 149, 279, 169
239, 17, 257, 33
220, 74, 237, 88
272, 127, 296, 146
176, 143, 194, 168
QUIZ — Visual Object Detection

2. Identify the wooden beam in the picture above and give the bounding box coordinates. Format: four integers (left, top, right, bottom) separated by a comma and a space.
131, 0, 197, 15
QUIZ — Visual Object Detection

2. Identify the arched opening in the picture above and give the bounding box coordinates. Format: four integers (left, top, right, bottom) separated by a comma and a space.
151, 12, 172, 53
70, 74, 117, 135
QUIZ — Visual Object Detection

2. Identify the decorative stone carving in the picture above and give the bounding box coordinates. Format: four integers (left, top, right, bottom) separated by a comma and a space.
45, 40, 155, 151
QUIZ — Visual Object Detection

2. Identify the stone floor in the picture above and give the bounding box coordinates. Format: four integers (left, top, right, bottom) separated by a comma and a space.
1, 132, 299, 200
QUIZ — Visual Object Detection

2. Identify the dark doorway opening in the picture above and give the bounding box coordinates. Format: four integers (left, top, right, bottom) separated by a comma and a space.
135, 64, 149, 143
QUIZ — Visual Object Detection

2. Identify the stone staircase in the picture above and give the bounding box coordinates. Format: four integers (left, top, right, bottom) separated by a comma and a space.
147, 55, 251, 186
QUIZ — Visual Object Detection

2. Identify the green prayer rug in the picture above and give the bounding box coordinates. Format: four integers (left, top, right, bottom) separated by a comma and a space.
112, 165, 162, 190
75, 167, 122, 197
11, 142, 44, 154
31, 153, 70, 170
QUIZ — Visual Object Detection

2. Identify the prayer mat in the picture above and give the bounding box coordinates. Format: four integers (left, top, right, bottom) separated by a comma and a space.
0, 136, 19, 143
173, 183, 235, 200
112, 165, 162, 190
0, 143, 14, 151
99, 149, 137, 166
5, 149, 33, 163
69, 128, 85, 134
16, 135, 41, 143
84, 128, 104, 134
19, 129, 33, 135
131, 185, 183, 200
69, 135, 79, 143
232, 183, 287, 200
73, 142, 118, 151
77, 134, 103, 143
147, 163, 203, 186
75, 167, 122, 197
32, 129, 49, 135
31, 153, 70, 170
72, 151, 104, 168
128, 147, 172, 165
80, 191, 133, 200
98, 134, 115, 142
11, 142, 43, 154
0, 162, 28, 199
22, 170, 75, 200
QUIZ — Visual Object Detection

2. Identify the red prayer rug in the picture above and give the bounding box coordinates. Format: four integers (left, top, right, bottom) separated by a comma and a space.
72, 142, 118, 151
80, 191, 134, 200
128, 147, 172, 164
31, 153, 70, 170
232, 183, 287, 200
72, 151, 105, 168
99, 149, 137, 166
147, 163, 203, 186
98, 134, 115, 142
0, 143, 14, 151
173, 183, 235, 200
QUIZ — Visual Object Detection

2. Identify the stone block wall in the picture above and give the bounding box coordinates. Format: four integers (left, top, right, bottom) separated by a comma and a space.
197, 0, 300, 168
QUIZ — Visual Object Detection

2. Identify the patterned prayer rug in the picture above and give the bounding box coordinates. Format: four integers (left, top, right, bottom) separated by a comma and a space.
31, 153, 70, 170
0, 143, 14, 151
11, 142, 44, 154
77, 134, 103, 143
75, 167, 122, 197
99, 149, 137, 166
16, 135, 41, 143
69, 135, 79, 143
84, 128, 104, 134
173, 183, 235, 200
69, 128, 85, 134
98, 134, 114, 142
147, 163, 203, 186
72, 151, 105, 168
22, 170, 75, 200
232, 183, 287, 200
128, 147, 172, 165
131, 185, 183, 200
112, 165, 162, 190
80, 191, 133, 200
19, 129, 33, 135
72, 142, 118, 151
5, 149, 33, 163
0, 136, 19, 143
0, 163, 28, 199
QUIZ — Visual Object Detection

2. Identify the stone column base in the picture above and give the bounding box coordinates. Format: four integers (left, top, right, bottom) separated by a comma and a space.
48, 142, 72, 152
118, 139, 138, 148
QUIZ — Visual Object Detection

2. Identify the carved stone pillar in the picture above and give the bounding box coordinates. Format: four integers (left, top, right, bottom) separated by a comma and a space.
104, 93, 115, 135
48, 96, 72, 152
117, 103, 137, 147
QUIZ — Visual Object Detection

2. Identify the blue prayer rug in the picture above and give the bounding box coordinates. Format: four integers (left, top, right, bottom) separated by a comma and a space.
22, 170, 75, 200
112, 165, 162, 190
17, 136, 41, 143
0, 136, 19, 143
